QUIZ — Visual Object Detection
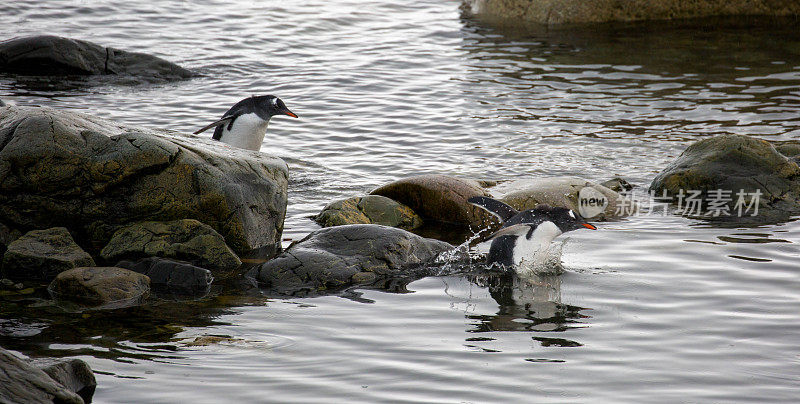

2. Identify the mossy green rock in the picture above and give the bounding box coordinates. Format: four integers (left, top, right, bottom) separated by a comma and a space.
0, 105, 288, 254
100, 219, 241, 271
650, 134, 800, 217
315, 195, 422, 229
2, 227, 95, 281
48, 267, 150, 308
371, 174, 497, 228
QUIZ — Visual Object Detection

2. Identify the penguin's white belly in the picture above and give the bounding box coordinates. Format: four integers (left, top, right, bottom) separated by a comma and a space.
219, 113, 269, 151
513, 222, 562, 275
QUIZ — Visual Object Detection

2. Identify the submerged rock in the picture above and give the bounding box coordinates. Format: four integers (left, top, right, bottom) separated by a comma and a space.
314, 195, 422, 229
0, 35, 192, 80
116, 257, 213, 296
371, 174, 497, 228
0, 346, 91, 404
255, 224, 452, 293
650, 134, 800, 219
2, 228, 95, 282
0, 105, 288, 255
499, 177, 627, 220
49, 267, 150, 308
100, 219, 241, 271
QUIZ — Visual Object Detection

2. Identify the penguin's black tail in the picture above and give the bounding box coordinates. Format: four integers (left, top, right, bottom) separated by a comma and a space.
467, 196, 519, 222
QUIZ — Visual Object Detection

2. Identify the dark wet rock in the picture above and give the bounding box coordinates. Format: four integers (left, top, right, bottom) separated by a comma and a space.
255, 224, 452, 293
371, 174, 497, 228
116, 257, 213, 296
0, 221, 22, 258
314, 195, 422, 229
100, 219, 241, 271
650, 134, 800, 218
0, 346, 89, 404
600, 177, 634, 192
48, 267, 150, 308
497, 177, 627, 220
30, 357, 97, 404
0, 105, 288, 255
0, 35, 192, 80
2, 228, 94, 282
461, 0, 800, 25
0, 278, 23, 291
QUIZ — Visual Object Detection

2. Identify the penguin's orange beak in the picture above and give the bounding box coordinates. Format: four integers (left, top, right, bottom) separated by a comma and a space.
284, 109, 298, 118
582, 223, 597, 230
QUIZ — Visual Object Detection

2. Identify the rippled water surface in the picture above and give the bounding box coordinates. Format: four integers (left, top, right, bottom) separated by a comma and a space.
1, 1, 800, 403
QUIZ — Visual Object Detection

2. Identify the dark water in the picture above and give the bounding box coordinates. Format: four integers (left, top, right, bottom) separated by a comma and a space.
2, 1, 800, 402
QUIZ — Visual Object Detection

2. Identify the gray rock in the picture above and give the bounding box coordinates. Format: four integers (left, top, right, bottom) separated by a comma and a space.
48, 267, 150, 308
371, 174, 497, 228
116, 257, 213, 296
256, 224, 452, 293
462, 0, 800, 25
0, 346, 88, 404
30, 358, 96, 404
101, 219, 241, 271
497, 177, 628, 220
0, 105, 288, 255
0, 35, 192, 79
2, 228, 94, 282
315, 195, 422, 229
650, 134, 800, 218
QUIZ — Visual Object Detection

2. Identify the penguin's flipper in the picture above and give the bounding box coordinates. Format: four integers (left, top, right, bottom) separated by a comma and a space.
485, 223, 531, 240
193, 116, 235, 135
467, 196, 519, 222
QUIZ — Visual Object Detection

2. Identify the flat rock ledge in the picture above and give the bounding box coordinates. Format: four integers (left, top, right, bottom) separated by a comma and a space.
255, 224, 452, 294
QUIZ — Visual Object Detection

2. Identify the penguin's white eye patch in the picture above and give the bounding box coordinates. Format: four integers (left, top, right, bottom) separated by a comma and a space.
270, 98, 278, 106
568, 210, 575, 219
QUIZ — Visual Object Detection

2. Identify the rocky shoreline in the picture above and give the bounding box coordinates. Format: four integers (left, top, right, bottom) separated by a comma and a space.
3, 34, 800, 403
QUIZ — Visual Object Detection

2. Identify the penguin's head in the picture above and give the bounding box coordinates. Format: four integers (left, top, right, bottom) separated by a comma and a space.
507, 205, 597, 234
546, 206, 597, 233
255, 95, 298, 120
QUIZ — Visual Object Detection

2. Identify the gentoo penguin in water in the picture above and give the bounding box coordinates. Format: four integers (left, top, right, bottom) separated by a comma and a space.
194, 95, 297, 151
468, 196, 596, 272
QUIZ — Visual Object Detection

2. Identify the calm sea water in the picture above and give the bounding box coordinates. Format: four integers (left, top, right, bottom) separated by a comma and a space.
1, 1, 800, 403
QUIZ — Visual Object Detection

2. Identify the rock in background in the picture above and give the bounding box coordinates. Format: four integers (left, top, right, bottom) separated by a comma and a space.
497, 176, 628, 221
0, 105, 288, 255
0, 35, 192, 80
314, 195, 422, 229
371, 174, 498, 229
462, 0, 800, 25
650, 134, 800, 219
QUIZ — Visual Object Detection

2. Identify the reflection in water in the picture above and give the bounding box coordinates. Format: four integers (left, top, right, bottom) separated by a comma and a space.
464, 272, 587, 348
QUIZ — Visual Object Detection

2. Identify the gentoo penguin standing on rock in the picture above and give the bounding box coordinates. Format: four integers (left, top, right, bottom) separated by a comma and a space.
194, 95, 298, 151
468, 196, 596, 273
